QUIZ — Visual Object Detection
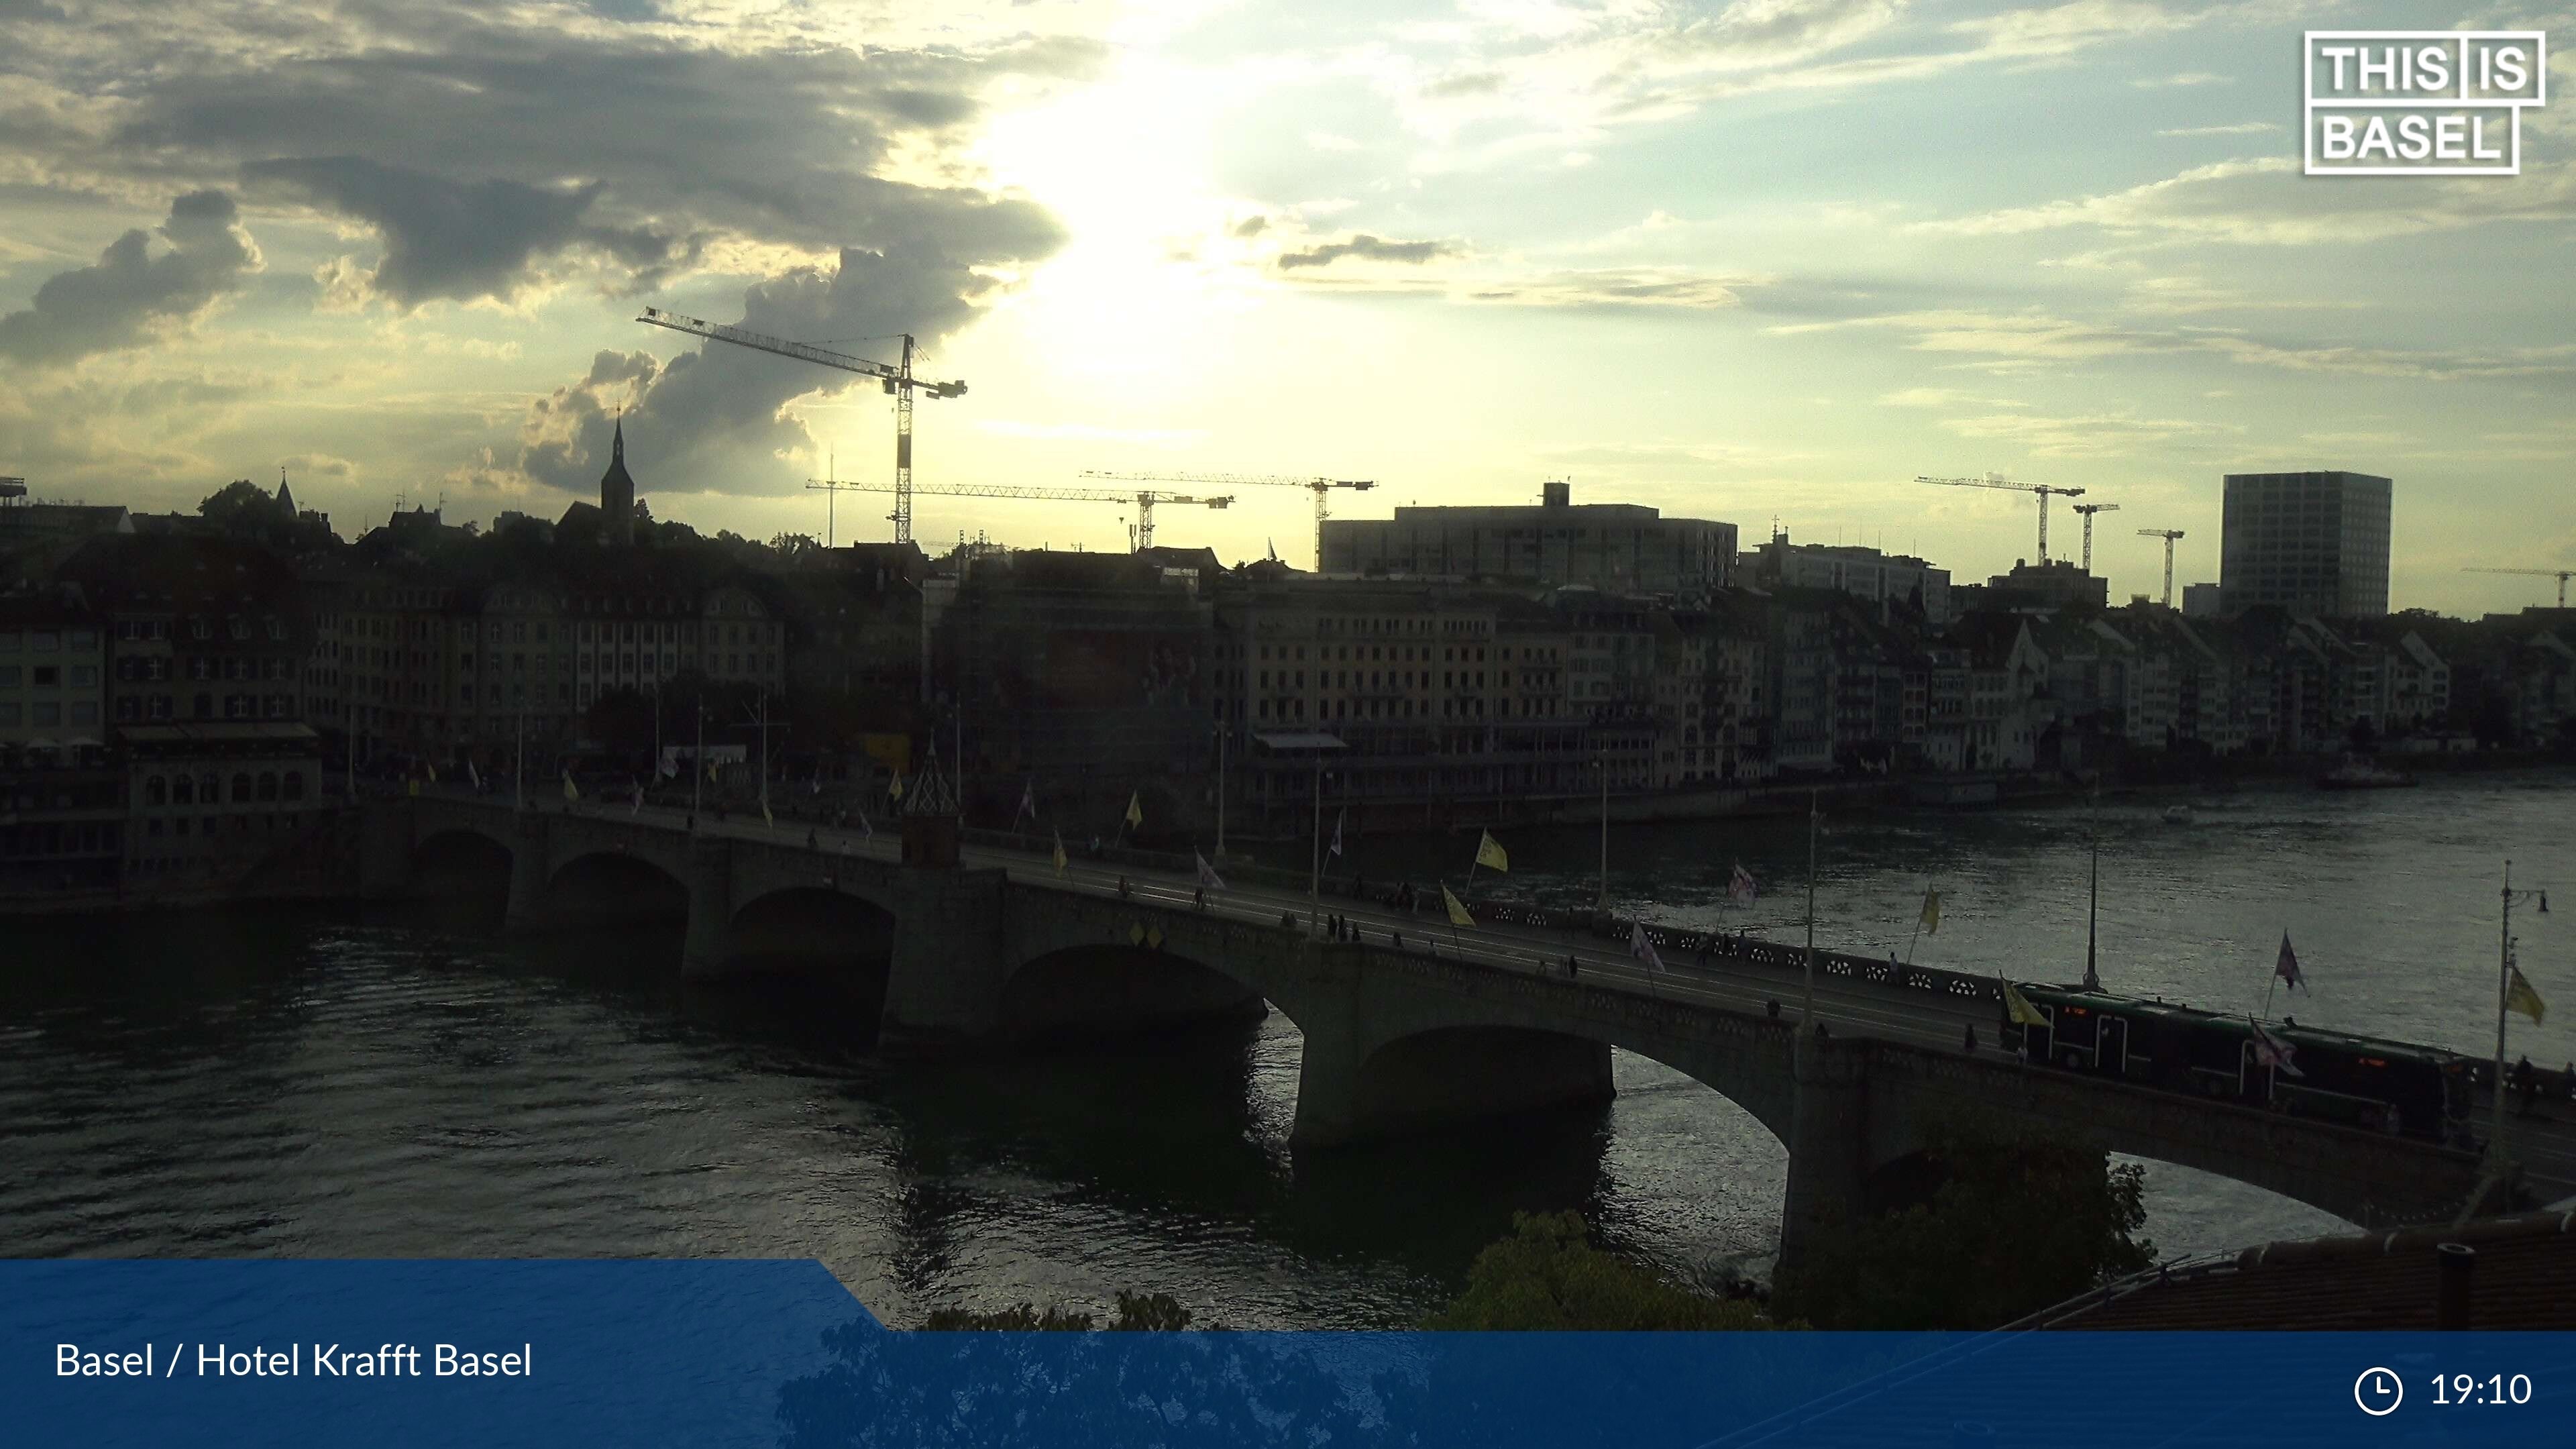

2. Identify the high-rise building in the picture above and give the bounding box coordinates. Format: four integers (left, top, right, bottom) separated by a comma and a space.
1319, 482, 1735, 596
2219, 471, 2391, 617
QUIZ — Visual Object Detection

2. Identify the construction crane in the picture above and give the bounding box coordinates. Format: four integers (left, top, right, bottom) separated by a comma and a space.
806, 477, 1230, 552
1917, 474, 2086, 563
2463, 566, 2575, 608
2071, 502, 2122, 572
637, 306, 965, 546
1081, 471, 1374, 570
2138, 529, 2186, 607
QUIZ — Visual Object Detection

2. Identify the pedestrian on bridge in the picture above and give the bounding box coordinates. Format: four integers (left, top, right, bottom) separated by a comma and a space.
1566, 953, 1578, 980
1391, 930, 1403, 951
1964, 1024, 1977, 1054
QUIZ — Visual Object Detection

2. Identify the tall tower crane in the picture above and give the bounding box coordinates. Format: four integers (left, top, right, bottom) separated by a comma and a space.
1917, 473, 2086, 563
1081, 471, 1374, 570
2071, 502, 2122, 572
2463, 566, 2575, 608
637, 306, 965, 546
806, 477, 1230, 552
2137, 529, 2186, 607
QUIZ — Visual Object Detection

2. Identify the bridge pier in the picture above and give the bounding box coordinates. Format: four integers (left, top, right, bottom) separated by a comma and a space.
501, 812, 555, 931
357, 802, 415, 900
1778, 1035, 1871, 1285
878, 867, 1010, 1052
680, 836, 734, 978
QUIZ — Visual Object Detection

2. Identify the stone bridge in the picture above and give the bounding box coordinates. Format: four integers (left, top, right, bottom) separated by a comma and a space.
370, 796, 2488, 1272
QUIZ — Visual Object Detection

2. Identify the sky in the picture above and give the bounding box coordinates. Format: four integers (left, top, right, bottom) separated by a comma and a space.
0, 0, 2570, 615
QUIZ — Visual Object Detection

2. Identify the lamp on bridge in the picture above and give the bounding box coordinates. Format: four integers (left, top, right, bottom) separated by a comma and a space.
900, 753, 961, 868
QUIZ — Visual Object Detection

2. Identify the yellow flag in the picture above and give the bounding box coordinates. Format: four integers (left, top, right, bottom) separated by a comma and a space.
1052, 831, 1068, 878
561, 771, 580, 802
761, 801, 773, 828
2508, 964, 2546, 1024
407, 778, 419, 798
1441, 883, 1474, 928
1920, 888, 1941, 934
1475, 830, 1509, 873
426, 763, 438, 784
2001, 979, 2048, 1028
1124, 791, 1143, 828
888, 769, 904, 800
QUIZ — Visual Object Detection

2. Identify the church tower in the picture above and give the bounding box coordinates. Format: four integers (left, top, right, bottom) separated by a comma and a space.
600, 416, 637, 545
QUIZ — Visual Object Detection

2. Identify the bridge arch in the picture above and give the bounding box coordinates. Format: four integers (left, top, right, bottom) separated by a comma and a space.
537, 847, 690, 929
999, 941, 1268, 1042
721, 884, 900, 985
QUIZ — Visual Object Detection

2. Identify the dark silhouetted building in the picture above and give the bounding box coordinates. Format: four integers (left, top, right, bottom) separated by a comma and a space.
600, 417, 637, 547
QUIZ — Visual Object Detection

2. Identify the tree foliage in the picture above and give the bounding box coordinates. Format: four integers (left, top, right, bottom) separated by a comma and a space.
1776, 1120, 2155, 1330
1422, 1211, 1784, 1331
918, 1292, 1195, 1332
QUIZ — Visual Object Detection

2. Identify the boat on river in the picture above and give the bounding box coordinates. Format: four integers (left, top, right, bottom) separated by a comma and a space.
2316, 756, 2417, 791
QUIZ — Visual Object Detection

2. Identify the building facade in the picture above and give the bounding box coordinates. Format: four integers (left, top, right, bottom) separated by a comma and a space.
1318, 482, 1736, 596
2220, 470, 2393, 618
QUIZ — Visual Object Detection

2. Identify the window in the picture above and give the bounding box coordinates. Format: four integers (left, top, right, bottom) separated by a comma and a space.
282, 772, 304, 802
172, 775, 195, 804
0, 666, 16, 688
257, 772, 278, 802
198, 773, 217, 802
232, 773, 252, 802
33, 701, 60, 726
70, 702, 96, 725
32, 666, 57, 687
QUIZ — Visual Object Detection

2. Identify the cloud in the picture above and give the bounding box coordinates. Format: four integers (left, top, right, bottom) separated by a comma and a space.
244, 156, 639, 307
2156, 121, 2277, 136
2132, 70, 2231, 87
1277, 233, 1461, 270
505, 231, 1059, 500
1879, 386, 2023, 408
1774, 305, 2576, 379
0, 190, 260, 366
278, 451, 357, 480
1911, 156, 2576, 247
1934, 409, 2244, 458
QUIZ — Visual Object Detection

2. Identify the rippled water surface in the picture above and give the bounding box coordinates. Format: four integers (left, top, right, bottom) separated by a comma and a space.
4, 773, 2569, 1326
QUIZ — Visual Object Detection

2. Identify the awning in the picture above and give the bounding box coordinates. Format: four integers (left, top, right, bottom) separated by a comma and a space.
1251, 730, 1348, 754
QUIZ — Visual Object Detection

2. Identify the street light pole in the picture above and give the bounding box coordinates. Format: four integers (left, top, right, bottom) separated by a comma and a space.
1595, 750, 1609, 912
1216, 723, 1228, 861
1801, 788, 1820, 1032
690, 702, 704, 825
1309, 757, 1323, 934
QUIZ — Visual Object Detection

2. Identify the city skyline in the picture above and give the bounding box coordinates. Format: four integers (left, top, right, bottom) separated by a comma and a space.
1, 1, 2571, 616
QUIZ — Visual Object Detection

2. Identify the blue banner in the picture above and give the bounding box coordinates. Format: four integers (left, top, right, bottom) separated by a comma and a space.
5, 1260, 2570, 1447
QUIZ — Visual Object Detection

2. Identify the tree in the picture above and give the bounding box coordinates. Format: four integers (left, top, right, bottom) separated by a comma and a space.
1423, 1210, 1783, 1330
769, 532, 824, 568
1775, 1120, 2154, 1330
198, 478, 280, 536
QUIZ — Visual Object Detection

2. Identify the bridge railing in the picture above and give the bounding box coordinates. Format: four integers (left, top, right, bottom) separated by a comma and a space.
953, 824, 2010, 1012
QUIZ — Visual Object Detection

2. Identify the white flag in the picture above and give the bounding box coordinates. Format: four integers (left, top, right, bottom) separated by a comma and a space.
1016, 779, 1036, 824
2250, 1018, 2304, 1078
1629, 923, 1666, 973
1729, 863, 1758, 904
856, 809, 873, 839
631, 781, 643, 815
468, 760, 481, 790
1195, 849, 1228, 892
1329, 806, 1345, 859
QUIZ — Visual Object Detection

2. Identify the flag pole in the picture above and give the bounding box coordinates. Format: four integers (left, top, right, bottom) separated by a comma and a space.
2494, 858, 2514, 1181
1801, 788, 1819, 1033
1906, 877, 1928, 965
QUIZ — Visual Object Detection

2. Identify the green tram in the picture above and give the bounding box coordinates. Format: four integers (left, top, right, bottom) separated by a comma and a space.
1999, 982, 2475, 1146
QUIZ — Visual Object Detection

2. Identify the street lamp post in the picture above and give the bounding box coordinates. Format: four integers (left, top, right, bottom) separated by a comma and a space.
1309, 757, 1325, 934
1595, 750, 1609, 912
1216, 722, 1228, 860
2492, 860, 2551, 1184
1801, 788, 1821, 1032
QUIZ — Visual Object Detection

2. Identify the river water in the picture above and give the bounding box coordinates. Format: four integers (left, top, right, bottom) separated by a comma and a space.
3, 773, 2569, 1326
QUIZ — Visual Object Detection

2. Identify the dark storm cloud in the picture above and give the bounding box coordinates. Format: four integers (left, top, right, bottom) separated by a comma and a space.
108, 25, 1104, 267
517, 233, 1057, 500
0, 189, 260, 365
1277, 233, 1459, 270
243, 157, 612, 307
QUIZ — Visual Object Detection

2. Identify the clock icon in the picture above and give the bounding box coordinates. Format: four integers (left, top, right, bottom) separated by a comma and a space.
2355, 1366, 2404, 1417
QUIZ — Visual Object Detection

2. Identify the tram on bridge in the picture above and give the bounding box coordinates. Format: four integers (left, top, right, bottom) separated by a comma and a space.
2001, 983, 2475, 1146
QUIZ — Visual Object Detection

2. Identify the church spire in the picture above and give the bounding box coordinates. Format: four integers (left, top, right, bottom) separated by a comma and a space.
612, 413, 625, 464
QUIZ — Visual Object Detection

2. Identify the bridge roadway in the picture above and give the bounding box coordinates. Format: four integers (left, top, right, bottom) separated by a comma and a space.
377, 790, 2576, 1263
